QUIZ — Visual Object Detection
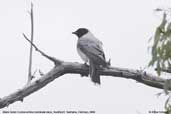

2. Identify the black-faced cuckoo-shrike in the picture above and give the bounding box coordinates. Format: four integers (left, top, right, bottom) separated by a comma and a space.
72, 28, 108, 84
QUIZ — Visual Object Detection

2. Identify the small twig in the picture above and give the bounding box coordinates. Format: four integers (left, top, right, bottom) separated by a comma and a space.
107, 58, 111, 66
30, 69, 37, 80
155, 68, 171, 73
39, 69, 44, 76
23, 33, 38, 50
156, 91, 164, 97
22, 33, 62, 65
27, 3, 34, 84
32, 69, 37, 76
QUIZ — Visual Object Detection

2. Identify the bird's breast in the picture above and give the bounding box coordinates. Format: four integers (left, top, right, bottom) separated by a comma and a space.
77, 46, 89, 63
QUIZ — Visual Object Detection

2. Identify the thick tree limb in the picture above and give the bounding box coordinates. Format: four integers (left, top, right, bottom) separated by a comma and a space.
1, 4, 170, 109
0, 35, 163, 109
0, 60, 170, 109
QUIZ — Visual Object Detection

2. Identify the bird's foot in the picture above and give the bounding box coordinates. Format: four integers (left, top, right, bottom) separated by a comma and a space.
84, 62, 89, 67
80, 63, 89, 77
80, 73, 89, 77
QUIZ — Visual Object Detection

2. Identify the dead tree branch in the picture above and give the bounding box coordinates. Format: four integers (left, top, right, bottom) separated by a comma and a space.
0, 47, 170, 108
27, 3, 34, 84
0, 3, 170, 109
22, 33, 62, 66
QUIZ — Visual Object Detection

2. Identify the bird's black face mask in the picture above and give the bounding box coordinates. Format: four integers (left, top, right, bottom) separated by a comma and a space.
72, 28, 88, 38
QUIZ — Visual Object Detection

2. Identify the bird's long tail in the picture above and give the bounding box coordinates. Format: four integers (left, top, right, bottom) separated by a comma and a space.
89, 61, 100, 85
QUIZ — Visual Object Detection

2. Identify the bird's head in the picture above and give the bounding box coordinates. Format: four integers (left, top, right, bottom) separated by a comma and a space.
72, 28, 89, 38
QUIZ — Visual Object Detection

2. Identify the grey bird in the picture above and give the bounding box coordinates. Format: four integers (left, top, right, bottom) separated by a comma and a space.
72, 28, 108, 84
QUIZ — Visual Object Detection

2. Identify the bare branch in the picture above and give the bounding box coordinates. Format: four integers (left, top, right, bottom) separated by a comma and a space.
39, 69, 44, 76
22, 33, 62, 66
4, 2, 168, 110
27, 3, 34, 84
0, 60, 170, 109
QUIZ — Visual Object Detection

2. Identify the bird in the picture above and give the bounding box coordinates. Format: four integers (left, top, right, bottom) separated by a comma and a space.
72, 28, 108, 84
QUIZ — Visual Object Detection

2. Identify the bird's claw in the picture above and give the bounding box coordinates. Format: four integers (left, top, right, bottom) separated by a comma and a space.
84, 63, 89, 67
80, 73, 89, 77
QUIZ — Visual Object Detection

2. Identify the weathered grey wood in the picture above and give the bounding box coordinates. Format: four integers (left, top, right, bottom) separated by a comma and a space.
0, 60, 170, 109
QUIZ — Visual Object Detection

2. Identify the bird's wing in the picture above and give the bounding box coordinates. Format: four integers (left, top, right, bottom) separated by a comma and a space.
77, 38, 106, 66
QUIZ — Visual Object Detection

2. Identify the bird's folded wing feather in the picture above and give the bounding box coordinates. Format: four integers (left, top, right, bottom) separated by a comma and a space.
77, 38, 106, 65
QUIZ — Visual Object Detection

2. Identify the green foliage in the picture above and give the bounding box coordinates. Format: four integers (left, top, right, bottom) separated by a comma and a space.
149, 10, 171, 114
165, 96, 171, 114
149, 12, 171, 75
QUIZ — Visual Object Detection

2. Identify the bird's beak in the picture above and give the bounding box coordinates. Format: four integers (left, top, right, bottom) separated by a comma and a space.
72, 31, 77, 34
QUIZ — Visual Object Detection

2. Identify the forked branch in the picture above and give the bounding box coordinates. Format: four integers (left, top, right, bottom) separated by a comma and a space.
0, 53, 170, 108
0, 3, 170, 109
22, 33, 62, 66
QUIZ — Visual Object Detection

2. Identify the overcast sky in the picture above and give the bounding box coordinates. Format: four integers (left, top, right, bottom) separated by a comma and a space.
0, 0, 171, 114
